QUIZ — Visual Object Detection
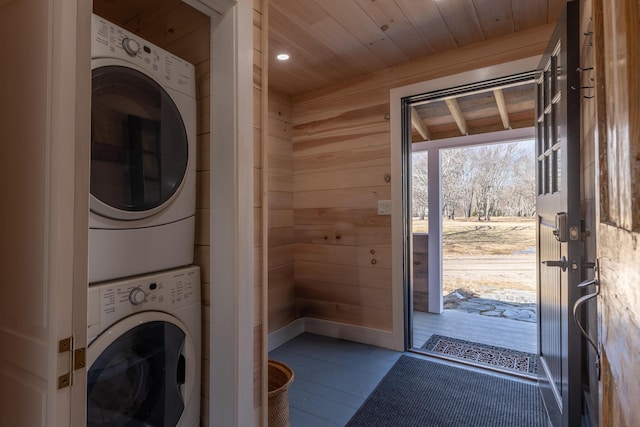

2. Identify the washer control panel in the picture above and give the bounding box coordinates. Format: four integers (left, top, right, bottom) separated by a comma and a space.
91, 14, 194, 97
88, 266, 200, 340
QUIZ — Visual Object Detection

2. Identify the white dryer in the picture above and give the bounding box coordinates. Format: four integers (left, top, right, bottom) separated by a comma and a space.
87, 266, 201, 427
89, 14, 197, 283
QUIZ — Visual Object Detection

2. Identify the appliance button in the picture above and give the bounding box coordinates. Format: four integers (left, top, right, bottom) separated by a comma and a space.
122, 37, 140, 56
129, 287, 146, 305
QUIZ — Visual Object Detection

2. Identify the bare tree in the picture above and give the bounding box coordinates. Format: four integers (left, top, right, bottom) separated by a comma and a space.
469, 142, 535, 221
442, 148, 476, 218
471, 142, 529, 221
413, 140, 536, 222
506, 141, 536, 216
412, 151, 429, 219
441, 151, 458, 219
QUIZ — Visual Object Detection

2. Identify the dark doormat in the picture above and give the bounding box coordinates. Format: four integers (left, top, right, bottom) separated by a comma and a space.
346, 355, 547, 427
421, 334, 538, 375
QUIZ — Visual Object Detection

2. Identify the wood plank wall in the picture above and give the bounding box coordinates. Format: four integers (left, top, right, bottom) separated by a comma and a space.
593, 0, 640, 425
289, 24, 554, 333
267, 89, 297, 333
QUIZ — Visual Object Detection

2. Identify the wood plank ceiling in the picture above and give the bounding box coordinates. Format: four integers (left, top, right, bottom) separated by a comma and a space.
269, 0, 567, 140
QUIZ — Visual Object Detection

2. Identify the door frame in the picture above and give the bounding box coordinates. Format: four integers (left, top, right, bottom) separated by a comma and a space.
208, 2, 257, 426
389, 56, 541, 351
408, 129, 536, 313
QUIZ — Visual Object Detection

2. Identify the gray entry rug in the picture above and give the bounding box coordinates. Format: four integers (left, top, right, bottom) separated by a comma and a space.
421, 334, 538, 375
346, 355, 547, 427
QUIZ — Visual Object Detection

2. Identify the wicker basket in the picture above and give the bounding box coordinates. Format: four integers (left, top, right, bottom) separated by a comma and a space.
267, 359, 295, 427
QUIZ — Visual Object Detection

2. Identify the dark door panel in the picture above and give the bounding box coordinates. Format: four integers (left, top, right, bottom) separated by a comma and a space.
535, 2, 582, 426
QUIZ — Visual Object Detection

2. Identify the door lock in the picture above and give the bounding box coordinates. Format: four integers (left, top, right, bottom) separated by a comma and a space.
553, 212, 568, 242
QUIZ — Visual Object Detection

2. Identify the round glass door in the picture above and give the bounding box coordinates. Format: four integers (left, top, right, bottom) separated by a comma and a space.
91, 65, 188, 219
87, 321, 186, 427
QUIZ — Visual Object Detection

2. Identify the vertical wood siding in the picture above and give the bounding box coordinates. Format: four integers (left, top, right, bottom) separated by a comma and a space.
538, 223, 562, 393
595, 0, 640, 424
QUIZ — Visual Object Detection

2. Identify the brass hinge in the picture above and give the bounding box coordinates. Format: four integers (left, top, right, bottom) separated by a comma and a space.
57, 336, 86, 389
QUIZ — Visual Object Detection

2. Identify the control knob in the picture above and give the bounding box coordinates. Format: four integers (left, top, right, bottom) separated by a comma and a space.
122, 37, 140, 56
129, 287, 146, 305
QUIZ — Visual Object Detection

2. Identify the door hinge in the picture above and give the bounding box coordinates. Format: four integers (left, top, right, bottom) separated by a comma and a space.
57, 336, 86, 389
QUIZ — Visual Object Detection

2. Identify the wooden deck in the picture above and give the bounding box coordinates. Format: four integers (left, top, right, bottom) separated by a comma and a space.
412, 309, 538, 354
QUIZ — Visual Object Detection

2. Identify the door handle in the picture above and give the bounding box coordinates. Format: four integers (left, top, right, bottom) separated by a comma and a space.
542, 256, 568, 271
572, 259, 601, 380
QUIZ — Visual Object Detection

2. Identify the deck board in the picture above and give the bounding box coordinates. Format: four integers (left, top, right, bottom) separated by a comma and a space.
412, 309, 537, 354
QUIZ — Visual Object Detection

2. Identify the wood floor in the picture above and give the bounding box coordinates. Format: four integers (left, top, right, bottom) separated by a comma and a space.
269, 331, 538, 427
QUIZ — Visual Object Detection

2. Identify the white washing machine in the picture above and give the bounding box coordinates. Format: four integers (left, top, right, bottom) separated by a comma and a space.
87, 266, 201, 427
89, 14, 197, 283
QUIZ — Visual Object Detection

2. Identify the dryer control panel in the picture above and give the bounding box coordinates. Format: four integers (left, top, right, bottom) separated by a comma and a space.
91, 14, 195, 97
88, 266, 201, 340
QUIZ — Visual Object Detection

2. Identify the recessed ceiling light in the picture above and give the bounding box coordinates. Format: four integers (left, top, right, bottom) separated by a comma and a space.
277, 53, 290, 61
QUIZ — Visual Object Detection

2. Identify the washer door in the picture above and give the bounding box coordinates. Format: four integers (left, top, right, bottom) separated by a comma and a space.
87, 312, 195, 427
91, 64, 188, 221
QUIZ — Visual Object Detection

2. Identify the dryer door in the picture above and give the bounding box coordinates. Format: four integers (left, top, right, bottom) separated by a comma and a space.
91, 64, 188, 220
87, 312, 195, 427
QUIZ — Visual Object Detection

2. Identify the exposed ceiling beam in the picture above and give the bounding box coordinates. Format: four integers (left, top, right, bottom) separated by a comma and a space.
444, 98, 468, 136
412, 127, 535, 152
410, 106, 431, 141
493, 89, 511, 129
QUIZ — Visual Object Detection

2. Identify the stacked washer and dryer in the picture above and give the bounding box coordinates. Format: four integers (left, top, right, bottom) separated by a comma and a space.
87, 14, 201, 427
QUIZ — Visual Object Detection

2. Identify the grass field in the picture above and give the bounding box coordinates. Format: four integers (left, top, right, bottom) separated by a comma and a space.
412, 216, 537, 300
412, 216, 536, 257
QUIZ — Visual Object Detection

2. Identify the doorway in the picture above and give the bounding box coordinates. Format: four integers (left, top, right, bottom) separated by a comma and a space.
410, 139, 539, 377
400, 72, 540, 378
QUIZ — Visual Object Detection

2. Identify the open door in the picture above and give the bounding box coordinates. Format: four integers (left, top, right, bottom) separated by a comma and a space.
0, 1, 90, 425
535, 2, 582, 426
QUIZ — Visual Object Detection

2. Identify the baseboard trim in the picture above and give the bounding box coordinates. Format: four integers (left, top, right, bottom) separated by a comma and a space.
268, 317, 397, 352
268, 318, 306, 352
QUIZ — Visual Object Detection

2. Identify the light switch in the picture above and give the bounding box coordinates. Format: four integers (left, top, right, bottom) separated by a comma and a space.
378, 200, 391, 215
